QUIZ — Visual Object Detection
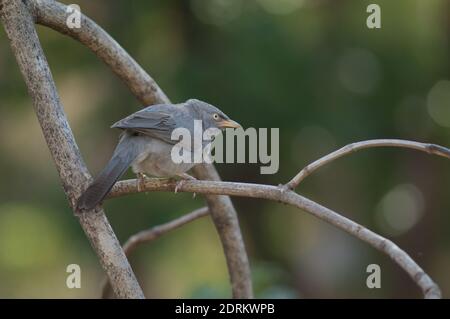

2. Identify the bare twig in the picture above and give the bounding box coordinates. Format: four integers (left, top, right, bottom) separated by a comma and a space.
123, 207, 210, 255
0, 0, 144, 298
32, 0, 253, 298
109, 178, 442, 299
286, 139, 450, 190
102, 207, 210, 298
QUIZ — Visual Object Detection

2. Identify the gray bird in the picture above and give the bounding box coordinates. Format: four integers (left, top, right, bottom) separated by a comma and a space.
77, 99, 241, 211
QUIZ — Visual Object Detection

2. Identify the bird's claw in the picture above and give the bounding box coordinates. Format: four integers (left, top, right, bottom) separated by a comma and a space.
174, 174, 197, 197
174, 179, 185, 194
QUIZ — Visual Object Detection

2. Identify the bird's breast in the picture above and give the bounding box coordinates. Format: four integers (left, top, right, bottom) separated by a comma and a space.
131, 137, 197, 177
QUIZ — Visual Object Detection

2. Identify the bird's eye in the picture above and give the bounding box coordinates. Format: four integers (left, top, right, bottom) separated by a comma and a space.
213, 113, 220, 120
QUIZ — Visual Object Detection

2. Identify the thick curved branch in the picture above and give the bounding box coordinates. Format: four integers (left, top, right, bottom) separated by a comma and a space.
103, 207, 210, 298
0, 0, 144, 298
286, 139, 450, 189
190, 164, 252, 298
32, 0, 252, 298
109, 178, 442, 299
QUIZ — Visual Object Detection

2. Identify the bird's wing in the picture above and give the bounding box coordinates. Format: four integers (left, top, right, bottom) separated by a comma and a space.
111, 107, 179, 144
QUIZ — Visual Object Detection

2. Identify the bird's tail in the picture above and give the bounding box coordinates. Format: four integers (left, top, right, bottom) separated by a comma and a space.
77, 132, 141, 212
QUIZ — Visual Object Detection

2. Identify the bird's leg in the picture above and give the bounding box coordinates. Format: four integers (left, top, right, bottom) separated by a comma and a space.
174, 173, 197, 195
136, 172, 146, 192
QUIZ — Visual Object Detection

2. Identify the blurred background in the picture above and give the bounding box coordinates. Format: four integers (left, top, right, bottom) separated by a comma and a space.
0, 0, 449, 298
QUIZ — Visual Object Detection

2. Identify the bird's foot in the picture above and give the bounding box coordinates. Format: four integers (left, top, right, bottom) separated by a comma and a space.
174, 173, 197, 197
174, 180, 185, 194
178, 173, 197, 181
136, 173, 147, 192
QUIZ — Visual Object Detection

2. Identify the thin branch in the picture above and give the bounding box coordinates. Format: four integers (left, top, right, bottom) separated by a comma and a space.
32, 0, 253, 298
102, 207, 210, 298
286, 139, 450, 190
0, 0, 144, 298
123, 207, 210, 255
109, 178, 442, 299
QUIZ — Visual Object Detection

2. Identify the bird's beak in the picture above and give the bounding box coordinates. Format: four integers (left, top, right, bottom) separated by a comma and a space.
218, 119, 242, 129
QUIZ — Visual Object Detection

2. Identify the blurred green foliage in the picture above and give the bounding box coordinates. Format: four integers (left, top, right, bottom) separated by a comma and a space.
0, 0, 449, 298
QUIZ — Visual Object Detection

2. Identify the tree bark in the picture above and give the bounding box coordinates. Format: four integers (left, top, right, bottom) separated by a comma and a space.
0, 0, 144, 299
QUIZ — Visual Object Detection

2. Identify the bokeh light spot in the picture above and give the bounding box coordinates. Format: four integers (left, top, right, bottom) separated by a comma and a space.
427, 80, 450, 127
376, 184, 425, 236
337, 48, 381, 95
191, 0, 242, 26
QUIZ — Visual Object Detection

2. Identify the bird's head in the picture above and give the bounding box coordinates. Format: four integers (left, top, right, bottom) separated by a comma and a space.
185, 99, 241, 131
